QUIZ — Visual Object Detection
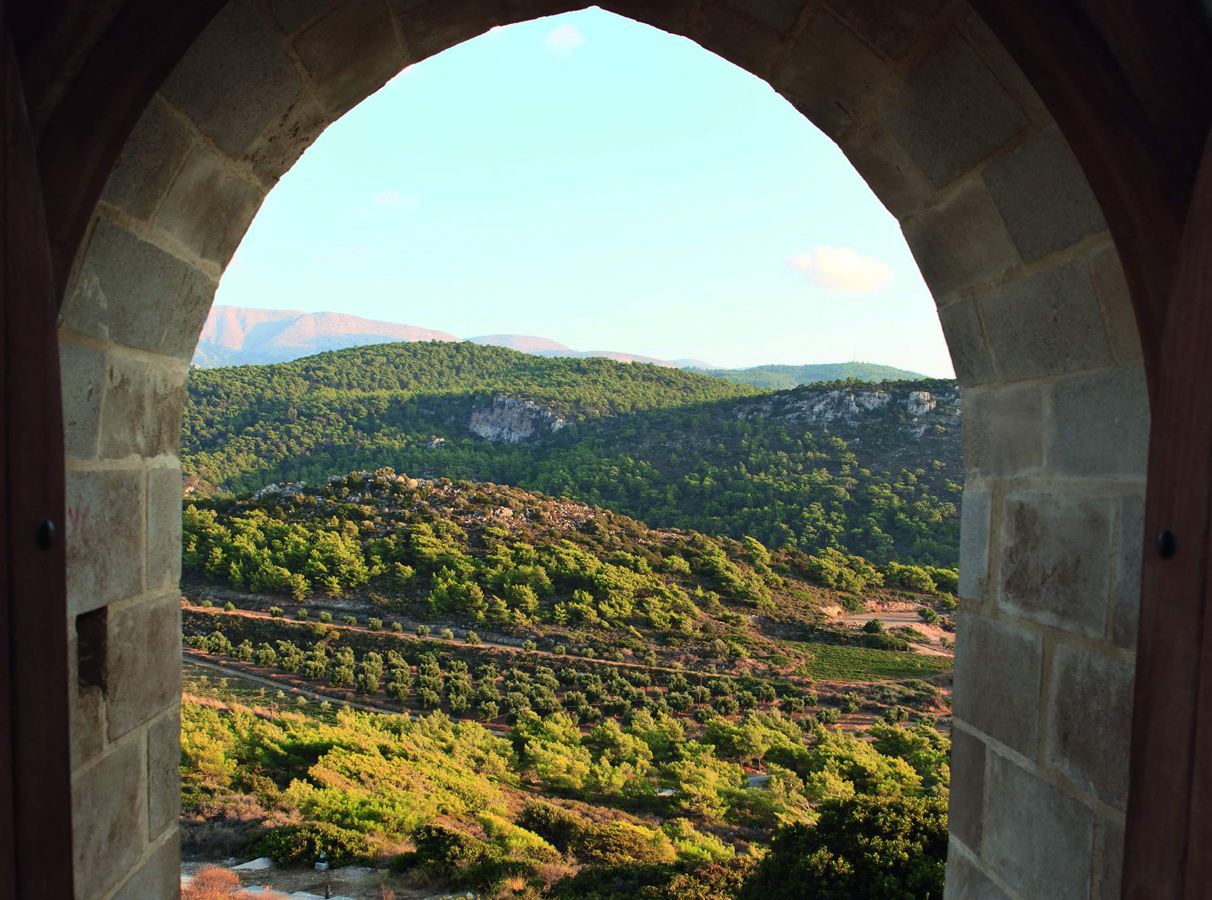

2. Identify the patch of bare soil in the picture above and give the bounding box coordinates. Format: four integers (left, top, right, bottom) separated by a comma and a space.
834, 600, 954, 657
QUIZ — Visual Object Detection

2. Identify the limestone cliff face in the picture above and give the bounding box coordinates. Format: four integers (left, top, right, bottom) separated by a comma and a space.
736, 383, 960, 436
468, 396, 567, 443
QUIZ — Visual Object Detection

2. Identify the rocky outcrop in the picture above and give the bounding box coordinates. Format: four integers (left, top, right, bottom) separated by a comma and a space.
736, 383, 960, 434
468, 396, 567, 443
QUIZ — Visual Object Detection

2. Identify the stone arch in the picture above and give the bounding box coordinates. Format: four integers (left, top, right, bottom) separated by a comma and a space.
57, 3, 1148, 898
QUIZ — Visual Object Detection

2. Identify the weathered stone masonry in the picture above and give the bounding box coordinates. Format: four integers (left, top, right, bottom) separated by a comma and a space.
56, 2, 1149, 898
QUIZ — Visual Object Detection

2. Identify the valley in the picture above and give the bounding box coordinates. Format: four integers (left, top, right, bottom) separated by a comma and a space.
177, 343, 961, 899
178, 465, 955, 899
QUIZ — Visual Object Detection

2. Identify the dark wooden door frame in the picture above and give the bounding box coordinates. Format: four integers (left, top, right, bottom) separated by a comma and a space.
0, 9, 75, 900
1123, 126, 1212, 900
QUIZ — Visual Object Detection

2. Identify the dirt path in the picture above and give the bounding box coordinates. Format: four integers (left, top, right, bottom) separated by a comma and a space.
834, 604, 953, 658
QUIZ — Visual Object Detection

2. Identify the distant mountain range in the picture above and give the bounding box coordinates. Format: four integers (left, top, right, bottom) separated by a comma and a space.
194, 306, 458, 367
192, 305, 924, 385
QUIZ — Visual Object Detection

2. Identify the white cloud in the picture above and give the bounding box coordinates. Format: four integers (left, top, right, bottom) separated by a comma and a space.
545, 24, 584, 57
786, 246, 893, 293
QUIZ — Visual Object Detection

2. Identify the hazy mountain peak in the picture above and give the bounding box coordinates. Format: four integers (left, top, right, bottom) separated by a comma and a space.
467, 334, 574, 353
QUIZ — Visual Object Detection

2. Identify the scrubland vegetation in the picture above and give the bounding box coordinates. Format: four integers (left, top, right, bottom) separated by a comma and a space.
182, 662, 950, 898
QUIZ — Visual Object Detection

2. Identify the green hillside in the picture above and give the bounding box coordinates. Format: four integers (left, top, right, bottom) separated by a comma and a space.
701, 362, 926, 390
182, 344, 961, 566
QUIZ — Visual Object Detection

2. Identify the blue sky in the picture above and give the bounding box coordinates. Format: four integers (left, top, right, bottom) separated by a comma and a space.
216, 7, 953, 375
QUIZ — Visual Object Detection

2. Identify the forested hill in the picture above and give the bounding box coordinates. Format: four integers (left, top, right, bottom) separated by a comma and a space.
700, 362, 926, 389
187, 340, 760, 424
182, 342, 962, 566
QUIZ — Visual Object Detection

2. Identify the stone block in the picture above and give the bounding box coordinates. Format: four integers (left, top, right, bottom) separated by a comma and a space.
106, 593, 181, 740
883, 30, 1028, 187
726, 0, 805, 34
161, 0, 301, 158
998, 491, 1114, 638
147, 466, 184, 592
244, 88, 331, 184
983, 125, 1108, 264
962, 383, 1043, 477
1046, 643, 1133, 810
937, 299, 994, 387
984, 753, 1094, 898
1097, 819, 1125, 900
598, 0, 697, 34
60, 339, 105, 461
66, 468, 144, 616
838, 119, 934, 221
1090, 243, 1143, 363
1112, 496, 1144, 650
102, 98, 195, 222
72, 739, 146, 900
110, 829, 180, 900
958, 488, 991, 600
775, 10, 896, 139
902, 178, 1019, 301
265, 0, 338, 34
295, 0, 406, 117
499, 0, 579, 23
979, 258, 1112, 382
148, 710, 182, 837
948, 728, 986, 849
68, 624, 106, 770
944, 842, 1011, 900
959, 10, 1047, 124
391, 0, 501, 61
952, 612, 1042, 756
99, 353, 187, 460
832, 0, 955, 64
1048, 365, 1149, 478
66, 219, 217, 359
695, 2, 788, 79
156, 146, 265, 267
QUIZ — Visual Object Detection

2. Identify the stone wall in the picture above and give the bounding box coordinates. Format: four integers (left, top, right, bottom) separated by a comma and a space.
56, 2, 1148, 898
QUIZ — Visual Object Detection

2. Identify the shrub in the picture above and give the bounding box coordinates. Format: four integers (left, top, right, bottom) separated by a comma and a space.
840, 692, 862, 714
712, 696, 740, 717
517, 801, 584, 852
780, 696, 806, 715
343, 615, 357, 626
181, 867, 242, 900
522, 639, 537, 651
368, 618, 383, 631
441, 628, 454, 640
296, 608, 309, 620
416, 624, 431, 637
553, 644, 566, 655
740, 795, 947, 900
466, 631, 481, 645
248, 822, 373, 867
318, 611, 332, 623
200, 599, 212, 609
917, 606, 940, 625
862, 619, 885, 634
391, 621, 404, 633
859, 632, 910, 652
223, 601, 235, 612
268, 607, 284, 618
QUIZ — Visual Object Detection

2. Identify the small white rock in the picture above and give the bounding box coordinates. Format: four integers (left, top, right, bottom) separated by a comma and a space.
232, 857, 275, 871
